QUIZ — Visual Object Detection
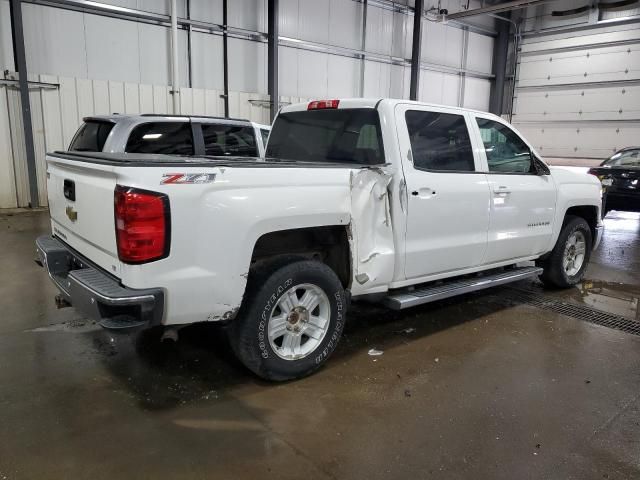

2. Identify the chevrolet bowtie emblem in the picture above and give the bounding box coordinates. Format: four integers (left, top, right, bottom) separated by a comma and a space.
66, 206, 78, 222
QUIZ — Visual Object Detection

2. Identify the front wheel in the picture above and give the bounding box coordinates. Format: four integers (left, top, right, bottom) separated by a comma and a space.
537, 215, 592, 288
228, 259, 347, 381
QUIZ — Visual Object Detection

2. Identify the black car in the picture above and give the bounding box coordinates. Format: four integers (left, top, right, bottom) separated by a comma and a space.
589, 147, 640, 216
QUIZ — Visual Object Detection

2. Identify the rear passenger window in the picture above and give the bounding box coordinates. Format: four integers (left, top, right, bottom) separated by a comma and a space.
69, 121, 114, 152
405, 111, 475, 172
125, 122, 194, 155
201, 124, 258, 157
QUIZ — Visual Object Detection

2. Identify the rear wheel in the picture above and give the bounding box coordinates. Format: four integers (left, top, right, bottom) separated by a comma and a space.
537, 216, 592, 288
229, 259, 346, 381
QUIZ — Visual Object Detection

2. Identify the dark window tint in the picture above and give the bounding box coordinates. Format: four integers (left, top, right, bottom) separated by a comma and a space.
69, 121, 114, 152
405, 110, 475, 172
201, 124, 258, 157
260, 128, 270, 147
125, 122, 194, 155
266, 109, 384, 165
476, 118, 533, 173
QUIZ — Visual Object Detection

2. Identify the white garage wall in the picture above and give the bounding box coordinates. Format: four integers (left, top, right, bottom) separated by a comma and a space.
0, 0, 497, 208
513, 1, 640, 159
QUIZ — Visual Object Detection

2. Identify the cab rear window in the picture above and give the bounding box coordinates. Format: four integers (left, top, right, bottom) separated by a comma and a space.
125, 122, 194, 155
68, 121, 114, 152
266, 109, 384, 165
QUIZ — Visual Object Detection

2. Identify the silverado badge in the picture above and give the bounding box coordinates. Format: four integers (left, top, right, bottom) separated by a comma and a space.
65, 206, 78, 222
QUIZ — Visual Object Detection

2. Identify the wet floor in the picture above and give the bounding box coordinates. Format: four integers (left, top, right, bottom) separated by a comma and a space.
1, 210, 639, 479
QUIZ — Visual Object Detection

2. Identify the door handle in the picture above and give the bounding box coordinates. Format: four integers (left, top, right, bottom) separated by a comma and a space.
411, 188, 437, 198
493, 186, 511, 195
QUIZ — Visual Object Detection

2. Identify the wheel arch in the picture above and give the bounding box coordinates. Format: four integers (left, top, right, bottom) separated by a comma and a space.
249, 225, 353, 289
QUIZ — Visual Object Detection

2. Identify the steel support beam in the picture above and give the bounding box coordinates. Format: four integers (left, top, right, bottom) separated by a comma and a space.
10, 0, 39, 208
222, 0, 230, 117
359, 0, 368, 97
409, 0, 424, 101
268, 0, 279, 121
489, 14, 510, 115
446, 0, 555, 20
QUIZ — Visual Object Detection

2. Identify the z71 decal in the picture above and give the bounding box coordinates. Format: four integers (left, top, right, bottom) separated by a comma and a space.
161, 173, 217, 185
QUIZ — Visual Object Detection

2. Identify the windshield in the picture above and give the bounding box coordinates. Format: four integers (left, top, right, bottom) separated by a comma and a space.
603, 149, 640, 168
266, 108, 385, 165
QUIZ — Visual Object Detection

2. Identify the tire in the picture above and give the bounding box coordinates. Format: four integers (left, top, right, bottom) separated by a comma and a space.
228, 259, 347, 381
537, 215, 592, 289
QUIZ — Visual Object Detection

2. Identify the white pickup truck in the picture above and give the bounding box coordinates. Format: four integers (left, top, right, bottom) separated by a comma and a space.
37, 98, 603, 381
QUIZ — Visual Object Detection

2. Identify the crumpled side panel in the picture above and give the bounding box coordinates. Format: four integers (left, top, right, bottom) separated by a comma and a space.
349, 168, 395, 294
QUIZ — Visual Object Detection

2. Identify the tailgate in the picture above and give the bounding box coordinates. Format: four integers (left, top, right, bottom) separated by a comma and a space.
46, 155, 122, 276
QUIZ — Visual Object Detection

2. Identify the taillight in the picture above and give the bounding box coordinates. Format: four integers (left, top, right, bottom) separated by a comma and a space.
114, 186, 170, 264
307, 99, 340, 110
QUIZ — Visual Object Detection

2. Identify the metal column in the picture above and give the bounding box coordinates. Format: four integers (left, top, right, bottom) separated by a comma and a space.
9, 0, 39, 208
359, 0, 368, 97
489, 14, 510, 116
267, 0, 279, 121
222, 0, 230, 117
409, 0, 424, 101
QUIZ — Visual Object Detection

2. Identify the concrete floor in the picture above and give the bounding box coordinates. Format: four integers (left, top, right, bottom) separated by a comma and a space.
1, 211, 639, 480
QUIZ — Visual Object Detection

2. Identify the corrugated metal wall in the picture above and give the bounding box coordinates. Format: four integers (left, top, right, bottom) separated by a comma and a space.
0, 0, 496, 208
512, 2, 640, 159
0, 75, 305, 208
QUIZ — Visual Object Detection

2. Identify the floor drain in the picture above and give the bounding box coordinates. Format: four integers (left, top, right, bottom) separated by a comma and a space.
504, 287, 640, 336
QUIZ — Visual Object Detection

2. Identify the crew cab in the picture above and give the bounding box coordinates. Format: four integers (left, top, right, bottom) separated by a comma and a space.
69, 114, 271, 158
36, 98, 603, 381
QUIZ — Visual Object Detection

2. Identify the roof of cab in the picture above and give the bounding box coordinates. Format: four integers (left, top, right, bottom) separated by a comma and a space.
82, 114, 254, 124
279, 98, 494, 117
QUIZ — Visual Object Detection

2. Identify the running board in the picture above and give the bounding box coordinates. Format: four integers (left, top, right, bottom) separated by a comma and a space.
382, 266, 543, 310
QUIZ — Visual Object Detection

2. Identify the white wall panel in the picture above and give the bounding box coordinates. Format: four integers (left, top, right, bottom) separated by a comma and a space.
139, 84, 154, 112
76, 78, 94, 120
0, 0, 14, 71
92, 80, 110, 114
190, 32, 224, 90
463, 78, 491, 111
85, 15, 140, 83
366, 5, 393, 56
363, 60, 390, 98
22, 4, 87, 79
466, 32, 493, 74
228, 38, 267, 94
138, 23, 170, 86
442, 73, 461, 106
228, 0, 267, 32
108, 81, 126, 114
190, 0, 223, 24
298, 0, 330, 45
279, 0, 299, 38
327, 56, 360, 98
419, 70, 443, 104
0, 86, 17, 208
298, 50, 328, 98
423, 22, 463, 69
329, 0, 362, 50
279, 46, 299, 97
395, 11, 412, 60
124, 83, 141, 113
